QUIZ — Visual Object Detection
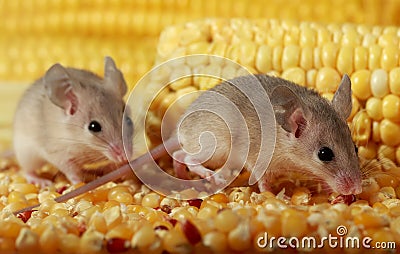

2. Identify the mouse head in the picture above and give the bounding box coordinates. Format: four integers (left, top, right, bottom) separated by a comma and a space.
271, 75, 362, 195
43, 56, 134, 163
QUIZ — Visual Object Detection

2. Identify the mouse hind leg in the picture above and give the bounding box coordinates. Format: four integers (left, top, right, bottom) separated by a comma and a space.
15, 152, 52, 187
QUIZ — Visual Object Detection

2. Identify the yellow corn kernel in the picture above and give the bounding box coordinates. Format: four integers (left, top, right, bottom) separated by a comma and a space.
214, 209, 239, 233
0, 237, 15, 252
9, 183, 38, 194
88, 212, 108, 234
0, 219, 25, 238
103, 206, 123, 229
389, 67, 400, 95
321, 42, 339, 68
131, 224, 156, 249
315, 67, 341, 93
381, 46, 399, 71
351, 111, 372, 145
366, 97, 383, 121
337, 46, 354, 75
203, 231, 228, 252
372, 121, 381, 142
272, 46, 283, 71
370, 69, 389, 98
80, 230, 104, 254
162, 228, 191, 253
281, 208, 308, 238
281, 67, 306, 86
380, 119, 400, 146
369, 44, 382, 70
255, 45, 272, 73
354, 212, 388, 228
107, 223, 134, 240
237, 41, 257, 68
59, 233, 81, 254
141, 192, 161, 208
378, 145, 396, 162
313, 46, 322, 68
354, 46, 368, 70
358, 142, 378, 160
15, 227, 39, 252
306, 69, 317, 87
291, 187, 311, 205
382, 94, 400, 122
351, 70, 372, 100
282, 45, 300, 70
299, 46, 313, 70
8, 190, 28, 204
227, 221, 251, 252
197, 203, 219, 220
209, 193, 229, 203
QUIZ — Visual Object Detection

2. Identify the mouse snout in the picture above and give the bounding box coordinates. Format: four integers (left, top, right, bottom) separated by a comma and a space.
335, 174, 362, 195
108, 143, 127, 163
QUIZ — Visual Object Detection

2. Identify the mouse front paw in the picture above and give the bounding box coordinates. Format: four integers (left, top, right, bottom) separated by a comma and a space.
25, 173, 53, 188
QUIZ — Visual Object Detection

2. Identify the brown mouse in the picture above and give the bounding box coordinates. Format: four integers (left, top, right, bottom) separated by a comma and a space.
14, 74, 362, 213
13, 57, 134, 186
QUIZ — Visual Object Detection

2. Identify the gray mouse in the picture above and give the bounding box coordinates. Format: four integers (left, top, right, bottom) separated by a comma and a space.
14, 73, 362, 213
13, 57, 134, 186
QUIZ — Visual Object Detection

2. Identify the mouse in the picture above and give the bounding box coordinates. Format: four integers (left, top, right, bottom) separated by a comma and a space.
13, 56, 134, 187
14, 73, 362, 214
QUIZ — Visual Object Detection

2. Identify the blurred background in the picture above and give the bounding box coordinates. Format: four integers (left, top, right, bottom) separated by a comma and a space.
1, 0, 400, 150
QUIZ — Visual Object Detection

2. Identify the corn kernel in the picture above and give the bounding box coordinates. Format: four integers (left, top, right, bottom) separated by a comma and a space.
59, 233, 81, 253
15, 227, 39, 252
9, 183, 38, 194
131, 224, 156, 249
354, 212, 388, 228
163, 228, 191, 253
103, 206, 122, 229
389, 67, 400, 95
380, 119, 400, 146
227, 221, 251, 252
281, 208, 308, 237
366, 97, 383, 120
141, 192, 161, 208
8, 190, 28, 204
282, 45, 300, 70
203, 231, 227, 252
370, 69, 389, 98
354, 46, 368, 70
321, 42, 338, 68
337, 46, 354, 75
348, 94, 360, 120
351, 111, 372, 145
381, 46, 399, 71
369, 44, 382, 70
214, 209, 239, 233
299, 46, 313, 70
351, 70, 372, 100
382, 94, 400, 122
306, 69, 317, 87
281, 67, 306, 86
255, 45, 272, 73
80, 229, 104, 253
359, 142, 378, 160
315, 67, 341, 93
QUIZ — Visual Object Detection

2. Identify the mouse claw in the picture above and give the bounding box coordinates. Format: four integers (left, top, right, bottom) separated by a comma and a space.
25, 173, 53, 188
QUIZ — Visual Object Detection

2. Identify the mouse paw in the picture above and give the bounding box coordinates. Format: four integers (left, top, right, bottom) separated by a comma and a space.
25, 173, 53, 188
209, 173, 227, 186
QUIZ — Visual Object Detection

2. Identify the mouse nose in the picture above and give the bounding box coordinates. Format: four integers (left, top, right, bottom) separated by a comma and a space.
109, 143, 127, 163
336, 175, 362, 195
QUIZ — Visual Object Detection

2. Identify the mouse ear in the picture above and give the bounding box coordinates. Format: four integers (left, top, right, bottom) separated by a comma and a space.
44, 63, 79, 116
332, 74, 352, 120
104, 56, 127, 97
270, 86, 310, 138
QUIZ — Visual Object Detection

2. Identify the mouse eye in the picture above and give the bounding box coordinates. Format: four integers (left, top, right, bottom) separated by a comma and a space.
318, 147, 334, 162
125, 116, 133, 126
88, 121, 102, 133
354, 145, 358, 154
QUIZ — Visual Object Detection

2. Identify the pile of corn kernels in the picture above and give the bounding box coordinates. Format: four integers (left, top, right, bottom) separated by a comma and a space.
0, 156, 399, 254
